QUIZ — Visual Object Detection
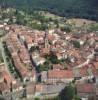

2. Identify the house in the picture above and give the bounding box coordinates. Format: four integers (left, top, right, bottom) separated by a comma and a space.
13, 55, 36, 82
52, 64, 64, 70
41, 70, 74, 83
41, 71, 48, 83
32, 56, 45, 66
41, 84, 65, 97
11, 81, 23, 92
40, 48, 50, 57
26, 83, 35, 98
25, 36, 34, 50
32, 52, 45, 66
0, 63, 15, 86
93, 62, 98, 70
35, 83, 66, 99
56, 53, 63, 60
18, 46, 30, 64
0, 82, 10, 95
3, 71, 14, 86
35, 84, 43, 97
76, 83, 96, 100
0, 72, 4, 83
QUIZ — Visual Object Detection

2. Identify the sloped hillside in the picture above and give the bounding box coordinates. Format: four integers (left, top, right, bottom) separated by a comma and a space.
0, 0, 98, 20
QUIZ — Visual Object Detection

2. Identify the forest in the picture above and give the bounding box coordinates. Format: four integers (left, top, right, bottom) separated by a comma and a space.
0, 0, 98, 20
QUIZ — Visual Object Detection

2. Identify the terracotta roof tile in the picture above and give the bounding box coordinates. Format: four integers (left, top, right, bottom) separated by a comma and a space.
76, 83, 95, 93
48, 70, 73, 79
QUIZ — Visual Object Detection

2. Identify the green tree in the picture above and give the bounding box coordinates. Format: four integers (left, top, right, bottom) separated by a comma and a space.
88, 23, 98, 32
61, 24, 72, 32
72, 41, 80, 48
45, 54, 60, 64
34, 97, 40, 100
59, 85, 75, 100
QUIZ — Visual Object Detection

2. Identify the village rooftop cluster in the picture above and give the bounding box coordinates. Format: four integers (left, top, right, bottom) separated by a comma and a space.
0, 23, 98, 100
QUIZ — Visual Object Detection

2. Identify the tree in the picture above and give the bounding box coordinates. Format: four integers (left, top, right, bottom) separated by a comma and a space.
74, 95, 81, 100
61, 24, 72, 33
0, 0, 98, 21
54, 19, 59, 28
34, 98, 40, 100
38, 60, 52, 72
59, 85, 75, 100
45, 53, 60, 64
29, 46, 37, 52
72, 41, 80, 48
8, 17, 14, 24
88, 23, 98, 32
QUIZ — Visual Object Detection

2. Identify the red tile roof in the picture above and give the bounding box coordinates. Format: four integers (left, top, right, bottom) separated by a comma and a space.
13, 56, 28, 78
18, 46, 30, 63
0, 82, 10, 92
76, 83, 95, 93
3, 71, 12, 84
48, 34, 55, 41
36, 84, 43, 92
52, 64, 64, 70
79, 67, 88, 77
25, 36, 33, 44
93, 62, 98, 69
48, 70, 73, 79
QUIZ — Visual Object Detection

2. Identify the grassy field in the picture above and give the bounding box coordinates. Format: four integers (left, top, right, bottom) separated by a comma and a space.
40, 11, 96, 28
66, 18, 96, 27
